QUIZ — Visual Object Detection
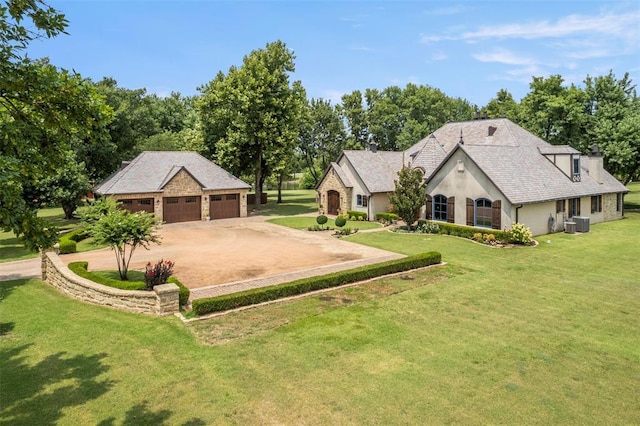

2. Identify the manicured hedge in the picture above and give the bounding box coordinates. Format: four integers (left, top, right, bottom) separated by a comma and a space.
192, 251, 442, 316
346, 210, 368, 220
58, 228, 89, 254
58, 238, 77, 254
416, 220, 510, 242
68, 262, 145, 290
68, 262, 190, 307
375, 212, 398, 222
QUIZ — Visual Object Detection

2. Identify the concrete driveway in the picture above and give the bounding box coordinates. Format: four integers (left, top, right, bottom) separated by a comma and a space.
60, 216, 402, 291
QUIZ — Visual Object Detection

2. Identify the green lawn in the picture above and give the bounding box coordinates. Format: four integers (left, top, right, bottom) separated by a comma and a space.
254, 189, 318, 216
268, 216, 383, 231
625, 181, 640, 209
2, 205, 639, 424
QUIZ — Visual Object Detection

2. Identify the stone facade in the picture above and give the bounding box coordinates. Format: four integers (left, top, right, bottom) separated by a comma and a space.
603, 192, 623, 222
110, 169, 248, 221
317, 169, 351, 214
41, 251, 179, 316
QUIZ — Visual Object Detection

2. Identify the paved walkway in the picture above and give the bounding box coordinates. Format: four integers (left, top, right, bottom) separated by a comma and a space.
0, 258, 41, 282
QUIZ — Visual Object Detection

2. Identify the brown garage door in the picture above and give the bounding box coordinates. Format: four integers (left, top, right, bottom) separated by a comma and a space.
210, 194, 240, 219
163, 196, 201, 223
118, 198, 154, 214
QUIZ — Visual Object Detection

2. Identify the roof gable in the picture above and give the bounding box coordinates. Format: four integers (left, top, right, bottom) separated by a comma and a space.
94, 151, 250, 195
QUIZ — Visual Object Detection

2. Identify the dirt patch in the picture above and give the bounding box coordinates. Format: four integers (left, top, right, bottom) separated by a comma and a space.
61, 217, 397, 289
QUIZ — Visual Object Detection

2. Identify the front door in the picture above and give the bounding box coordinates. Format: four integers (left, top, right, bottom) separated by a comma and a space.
327, 191, 340, 215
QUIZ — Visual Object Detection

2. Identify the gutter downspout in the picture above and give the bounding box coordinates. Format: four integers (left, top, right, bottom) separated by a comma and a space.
515, 204, 523, 223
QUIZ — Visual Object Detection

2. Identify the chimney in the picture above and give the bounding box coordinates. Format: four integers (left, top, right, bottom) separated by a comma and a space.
589, 144, 603, 184
120, 161, 131, 171
488, 126, 497, 137
368, 134, 377, 153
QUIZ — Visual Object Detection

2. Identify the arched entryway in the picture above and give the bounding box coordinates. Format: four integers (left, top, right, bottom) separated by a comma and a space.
327, 190, 340, 215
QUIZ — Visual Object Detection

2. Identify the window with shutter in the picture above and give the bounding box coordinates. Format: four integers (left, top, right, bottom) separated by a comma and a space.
433, 195, 447, 221
466, 198, 474, 226
447, 196, 455, 223
426, 195, 433, 220
492, 200, 501, 229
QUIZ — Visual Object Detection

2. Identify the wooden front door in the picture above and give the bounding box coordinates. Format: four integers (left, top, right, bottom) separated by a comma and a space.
327, 191, 340, 215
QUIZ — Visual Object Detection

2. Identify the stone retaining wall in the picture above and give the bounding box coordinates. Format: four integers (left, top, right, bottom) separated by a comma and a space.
41, 251, 179, 316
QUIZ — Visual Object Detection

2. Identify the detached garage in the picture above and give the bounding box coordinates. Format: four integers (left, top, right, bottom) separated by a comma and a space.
94, 151, 250, 223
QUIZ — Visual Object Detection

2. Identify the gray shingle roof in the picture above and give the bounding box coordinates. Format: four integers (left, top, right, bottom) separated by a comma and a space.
424, 119, 628, 204
342, 150, 404, 193
94, 151, 250, 195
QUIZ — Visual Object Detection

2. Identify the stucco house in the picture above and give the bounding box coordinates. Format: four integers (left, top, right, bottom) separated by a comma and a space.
94, 151, 251, 223
317, 118, 628, 236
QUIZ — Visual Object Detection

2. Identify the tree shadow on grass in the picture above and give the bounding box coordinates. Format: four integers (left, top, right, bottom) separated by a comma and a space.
0, 279, 29, 304
0, 344, 114, 425
98, 401, 205, 426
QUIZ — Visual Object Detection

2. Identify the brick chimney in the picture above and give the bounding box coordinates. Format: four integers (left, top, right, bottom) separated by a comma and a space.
588, 144, 603, 184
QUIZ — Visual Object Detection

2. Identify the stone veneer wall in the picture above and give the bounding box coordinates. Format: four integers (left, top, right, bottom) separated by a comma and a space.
603, 193, 623, 222
317, 169, 351, 214
41, 251, 179, 316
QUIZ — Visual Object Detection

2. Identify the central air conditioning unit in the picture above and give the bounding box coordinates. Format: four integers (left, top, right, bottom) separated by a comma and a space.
573, 216, 590, 233
564, 221, 576, 234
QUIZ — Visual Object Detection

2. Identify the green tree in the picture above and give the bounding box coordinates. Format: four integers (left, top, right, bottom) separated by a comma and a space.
481, 89, 520, 120
389, 167, 426, 232
1, 1, 111, 251
40, 151, 91, 219
339, 90, 369, 149
298, 97, 346, 185
198, 40, 305, 210
83, 203, 160, 280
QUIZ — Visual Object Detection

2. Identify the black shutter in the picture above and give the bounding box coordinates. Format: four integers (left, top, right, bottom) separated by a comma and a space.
447, 196, 455, 223
492, 200, 502, 230
466, 198, 474, 226
426, 195, 432, 220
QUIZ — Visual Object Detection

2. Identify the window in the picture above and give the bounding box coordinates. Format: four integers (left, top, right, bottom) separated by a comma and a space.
185, 197, 198, 203
120, 200, 132, 205
138, 199, 151, 205
617, 193, 624, 212
556, 199, 565, 213
211, 195, 222, 201
572, 157, 581, 182
569, 198, 580, 217
591, 195, 602, 213
356, 194, 367, 207
433, 195, 448, 221
226, 194, 237, 200
475, 198, 492, 228
165, 198, 178, 204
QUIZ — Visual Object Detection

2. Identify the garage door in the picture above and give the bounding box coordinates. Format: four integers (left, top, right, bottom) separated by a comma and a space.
210, 194, 240, 219
118, 198, 154, 214
163, 196, 201, 223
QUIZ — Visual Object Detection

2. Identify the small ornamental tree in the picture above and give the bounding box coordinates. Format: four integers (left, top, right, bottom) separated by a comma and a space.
89, 209, 160, 280
389, 166, 426, 232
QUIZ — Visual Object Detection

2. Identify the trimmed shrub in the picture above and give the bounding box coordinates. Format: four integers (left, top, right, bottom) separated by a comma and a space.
375, 212, 398, 222
316, 215, 328, 225
417, 221, 440, 234
416, 220, 510, 242
168, 277, 190, 307
68, 262, 145, 290
192, 251, 442, 316
144, 259, 174, 290
58, 238, 77, 254
335, 216, 347, 227
346, 210, 367, 221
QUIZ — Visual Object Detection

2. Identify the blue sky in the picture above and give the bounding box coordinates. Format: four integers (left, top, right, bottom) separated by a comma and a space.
27, 1, 640, 106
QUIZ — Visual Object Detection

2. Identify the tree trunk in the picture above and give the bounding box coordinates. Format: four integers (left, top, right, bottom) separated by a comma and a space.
62, 203, 75, 219
277, 173, 283, 203
254, 147, 262, 211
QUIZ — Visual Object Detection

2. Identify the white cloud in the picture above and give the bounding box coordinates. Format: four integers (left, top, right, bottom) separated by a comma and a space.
420, 10, 640, 44
472, 48, 536, 66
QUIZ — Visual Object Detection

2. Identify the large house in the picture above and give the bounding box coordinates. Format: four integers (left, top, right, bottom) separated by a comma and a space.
94, 151, 251, 223
316, 118, 628, 236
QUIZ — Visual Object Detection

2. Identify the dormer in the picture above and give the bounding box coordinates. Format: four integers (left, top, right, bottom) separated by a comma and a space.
539, 145, 582, 182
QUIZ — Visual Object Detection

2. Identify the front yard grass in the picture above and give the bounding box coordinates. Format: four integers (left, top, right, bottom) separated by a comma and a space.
2, 210, 638, 424
254, 189, 318, 216
625, 181, 640, 209
268, 216, 383, 231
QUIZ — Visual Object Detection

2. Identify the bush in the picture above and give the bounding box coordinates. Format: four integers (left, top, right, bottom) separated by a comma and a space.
68, 262, 145, 290
168, 277, 190, 307
375, 212, 398, 223
335, 216, 347, 227
316, 215, 328, 225
192, 251, 442, 316
416, 220, 510, 242
507, 223, 533, 245
346, 210, 367, 221
299, 171, 318, 189
417, 221, 441, 234
58, 238, 77, 254
144, 259, 175, 290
